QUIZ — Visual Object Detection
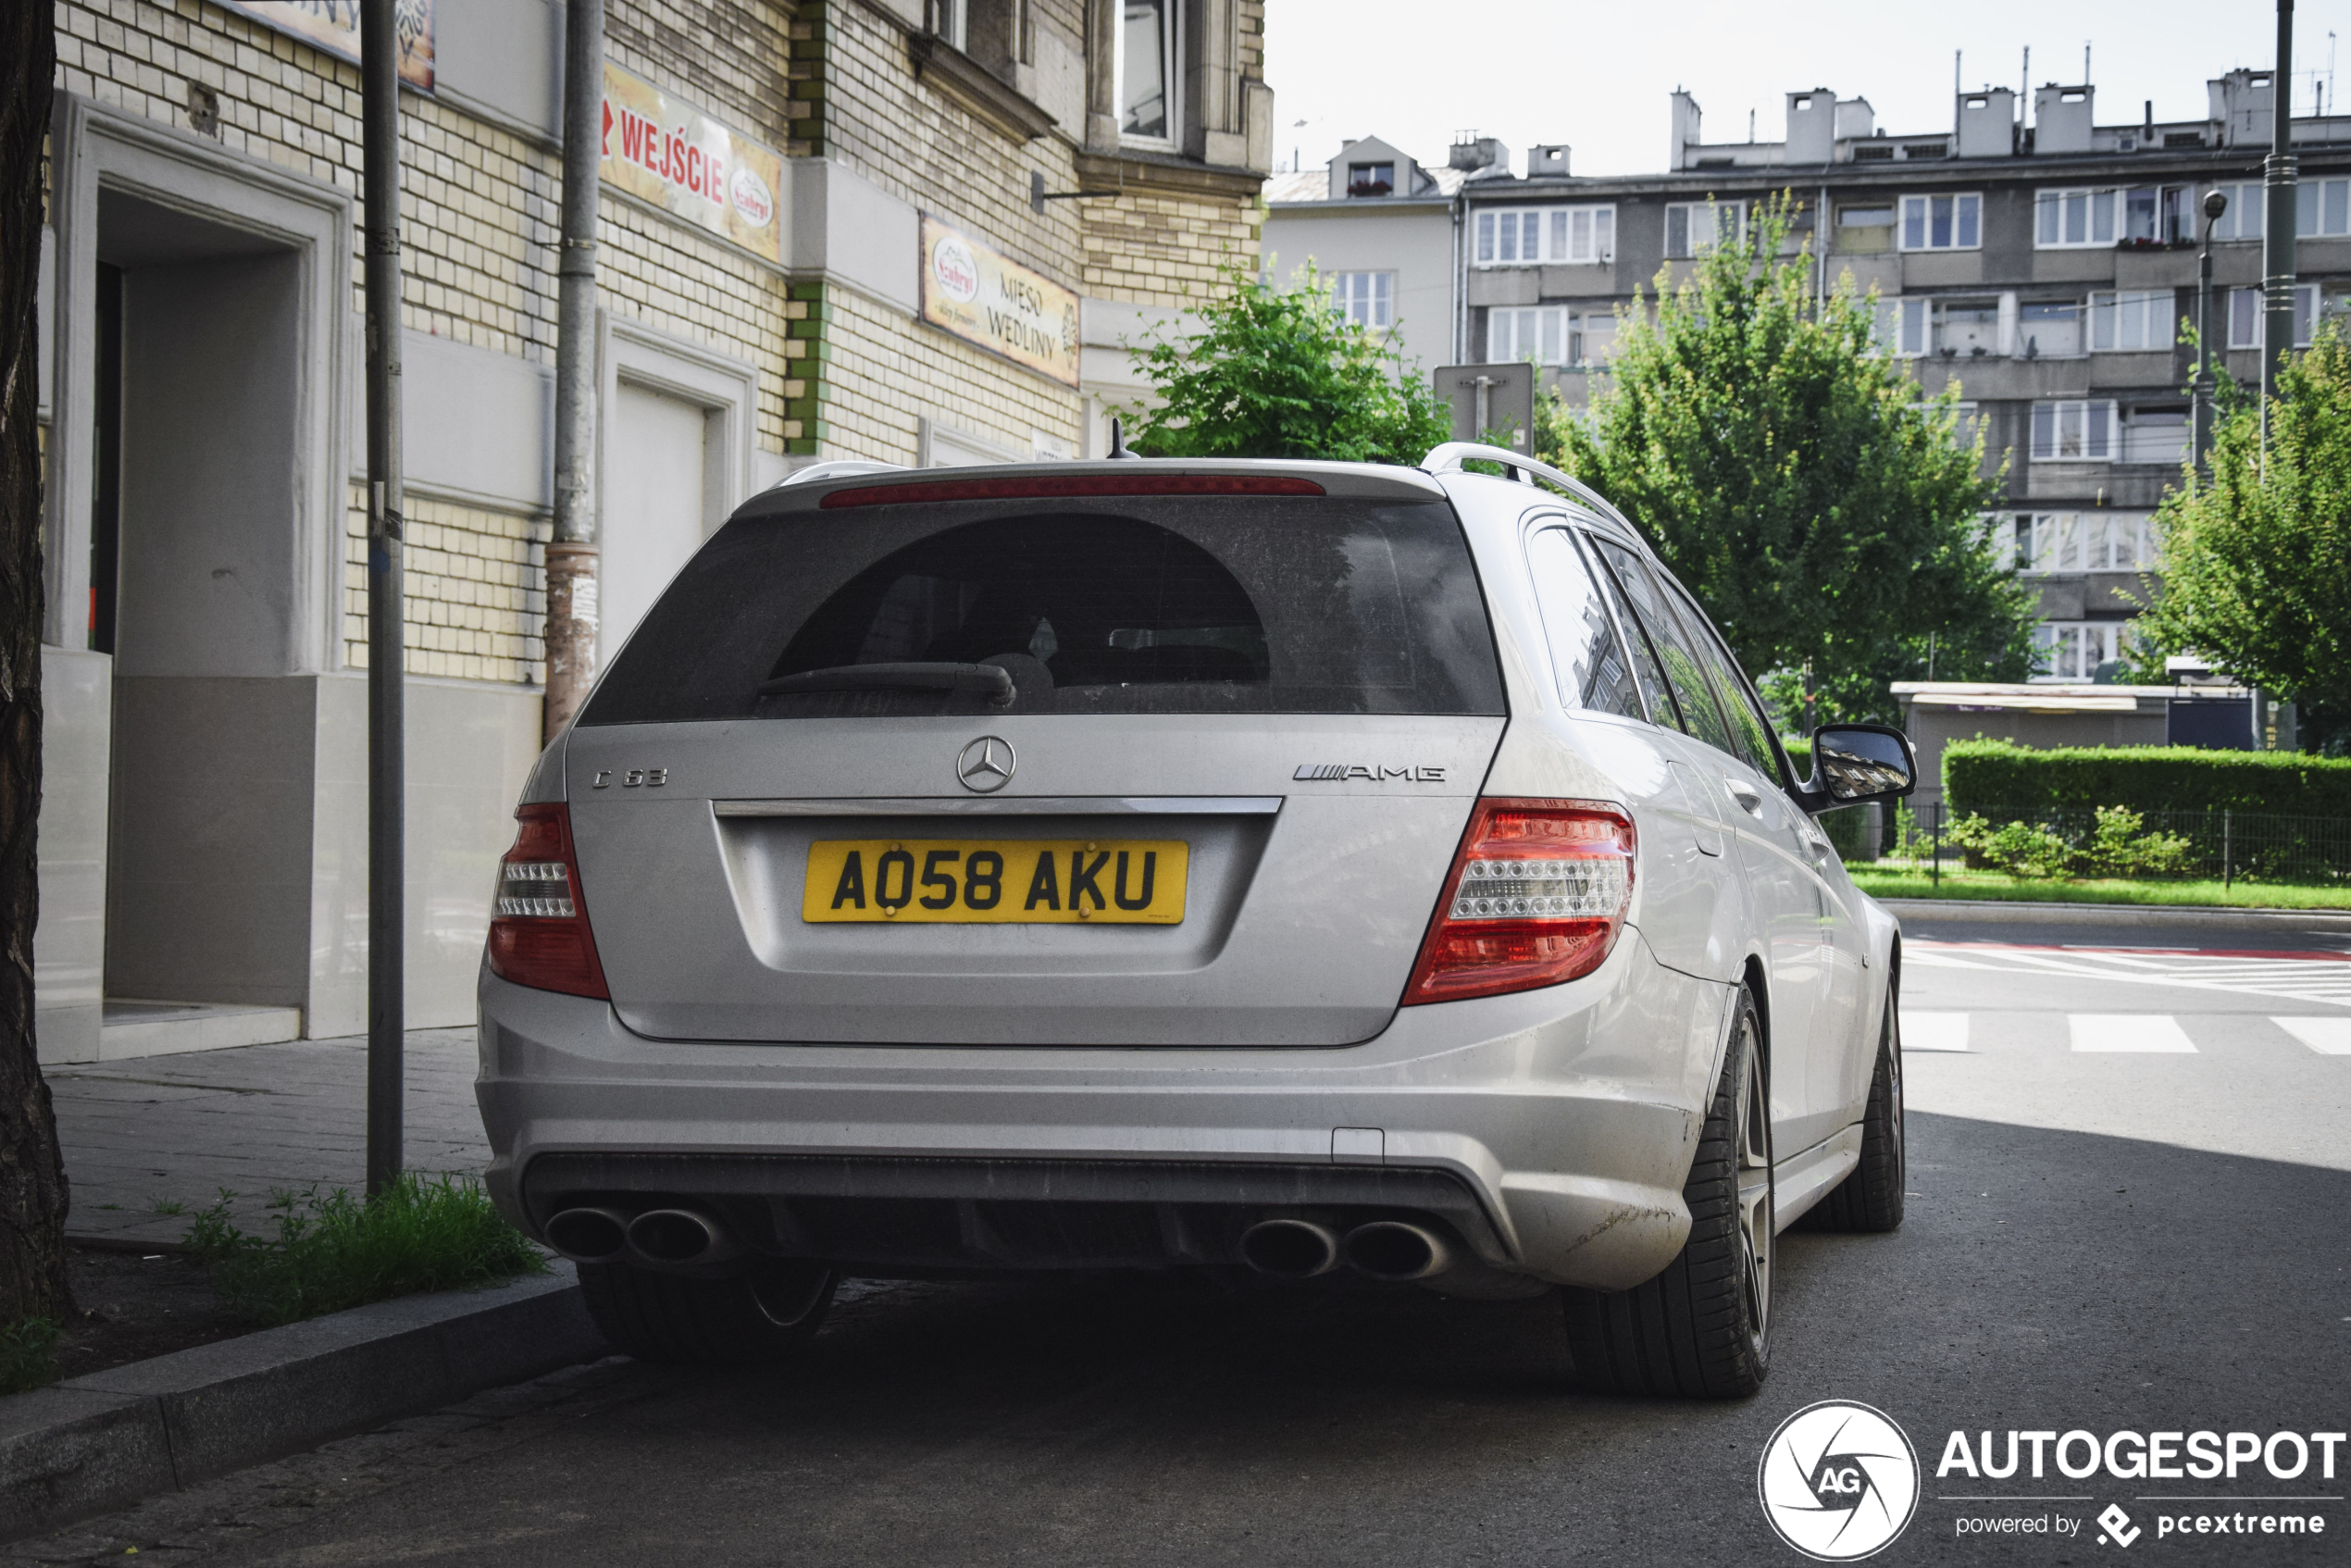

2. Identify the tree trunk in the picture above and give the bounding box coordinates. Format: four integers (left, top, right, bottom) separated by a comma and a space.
0, 4, 70, 1325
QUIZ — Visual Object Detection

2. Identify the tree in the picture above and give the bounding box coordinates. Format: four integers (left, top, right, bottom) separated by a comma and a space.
0, 6, 72, 1328
1123, 259, 1452, 464
1545, 195, 2036, 728
2129, 322, 2351, 752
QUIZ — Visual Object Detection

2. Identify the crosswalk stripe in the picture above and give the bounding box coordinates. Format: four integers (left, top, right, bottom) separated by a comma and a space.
2070, 1014, 2197, 1053
1911, 942, 2351, 1010
2273, 1017, 2351, 1055
1901, 1011, 1971, 1052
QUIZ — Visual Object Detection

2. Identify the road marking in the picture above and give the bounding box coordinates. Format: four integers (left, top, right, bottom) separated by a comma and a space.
2273, 1017, 2351, 1054
1902, 1011, 1971, 1052
1911, 941, 2351, 1010
2071, 1014, 2196, 1053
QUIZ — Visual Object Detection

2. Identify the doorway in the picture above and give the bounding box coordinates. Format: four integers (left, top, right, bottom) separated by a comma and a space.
94, 188, 309, 1052
599, 380, 717, 665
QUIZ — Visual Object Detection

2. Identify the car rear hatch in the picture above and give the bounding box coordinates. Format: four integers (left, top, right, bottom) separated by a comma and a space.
564, 464, 1507, 1048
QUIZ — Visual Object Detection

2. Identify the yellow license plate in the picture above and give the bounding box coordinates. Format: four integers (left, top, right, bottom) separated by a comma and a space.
802, 839, 1189, 924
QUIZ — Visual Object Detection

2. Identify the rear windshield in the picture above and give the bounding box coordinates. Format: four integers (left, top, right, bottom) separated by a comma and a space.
579, 495, 1504, 724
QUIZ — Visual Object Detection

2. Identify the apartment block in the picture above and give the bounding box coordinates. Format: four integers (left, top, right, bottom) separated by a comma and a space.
1265, 67, 2351, 688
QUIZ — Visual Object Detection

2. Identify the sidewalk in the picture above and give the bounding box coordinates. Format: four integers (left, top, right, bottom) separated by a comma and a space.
47, 1028, 490, 1249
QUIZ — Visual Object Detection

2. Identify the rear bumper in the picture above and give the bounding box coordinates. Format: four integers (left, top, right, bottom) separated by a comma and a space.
474, 927, 1735, 1290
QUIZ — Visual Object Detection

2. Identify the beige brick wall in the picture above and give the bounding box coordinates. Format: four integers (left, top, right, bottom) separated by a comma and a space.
342, 487, 548, 682
1081, 189, 1262, 307
817, 283, 1083, 463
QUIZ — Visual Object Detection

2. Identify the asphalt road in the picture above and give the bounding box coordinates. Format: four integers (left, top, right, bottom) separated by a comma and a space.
16, 915, 2350, 1568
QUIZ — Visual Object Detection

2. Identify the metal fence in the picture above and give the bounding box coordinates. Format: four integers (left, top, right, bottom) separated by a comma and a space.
1845, 802, 2351, 886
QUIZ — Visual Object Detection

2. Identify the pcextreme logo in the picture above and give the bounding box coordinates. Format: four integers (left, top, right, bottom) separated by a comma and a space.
1758, 1400, 1923, 1562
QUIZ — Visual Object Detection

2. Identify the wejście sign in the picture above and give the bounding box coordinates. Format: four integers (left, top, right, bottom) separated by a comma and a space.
599, 62, 783, 263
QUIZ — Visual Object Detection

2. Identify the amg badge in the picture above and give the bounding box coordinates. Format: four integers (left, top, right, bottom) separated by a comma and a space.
1293, 764, 1448, 782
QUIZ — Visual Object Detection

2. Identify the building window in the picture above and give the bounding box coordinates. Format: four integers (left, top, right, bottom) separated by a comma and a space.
2019, 299, 2082, 358
1836, 205, 1895, 254
1347, 163, 1395, 198
1899, 193, 1980, 250
1473, 205, 1616, 267
2228, 284, 2320, 349
1663, 202, 1742, 260
2033, 620, 2131, 683
2208, 181, 2263, 241
1332, 271, 1392, 330
2088, 290, 2176, 352
935, 0, 969, 47
1117, 0, 1176, 144
2296, 177, 2351, 238
1938, 298, 2003, 357
1486, 305, 1619, 367
2012, 513, 2158, 574
2120, 406, 2189, 466
2029, 400, 2117, 461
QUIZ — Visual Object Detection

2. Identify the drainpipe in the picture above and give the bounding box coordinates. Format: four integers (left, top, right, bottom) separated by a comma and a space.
1451, 185, 1467, 365
360, 0, 406, 1197
545, 0, 605, 739
2260, 0, 2297, 442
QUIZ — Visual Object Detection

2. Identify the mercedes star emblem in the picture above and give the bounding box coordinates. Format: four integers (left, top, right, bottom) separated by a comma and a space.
956, 735, 1016, 793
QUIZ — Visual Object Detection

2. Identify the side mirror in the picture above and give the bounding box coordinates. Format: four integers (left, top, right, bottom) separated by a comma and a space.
1800, 723, 1918, 813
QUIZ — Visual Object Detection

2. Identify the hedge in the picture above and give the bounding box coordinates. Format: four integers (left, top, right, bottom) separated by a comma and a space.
1942, 740, 2351, 818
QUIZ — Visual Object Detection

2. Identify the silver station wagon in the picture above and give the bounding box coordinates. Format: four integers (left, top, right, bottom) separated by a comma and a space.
476, 443, 1919, 1399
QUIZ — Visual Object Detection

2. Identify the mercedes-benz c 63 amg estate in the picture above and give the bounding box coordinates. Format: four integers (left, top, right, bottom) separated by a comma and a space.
475, 443, 1919, 1399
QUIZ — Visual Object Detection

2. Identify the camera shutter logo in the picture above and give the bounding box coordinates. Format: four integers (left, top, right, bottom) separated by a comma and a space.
1757, 1400, 1921, 1561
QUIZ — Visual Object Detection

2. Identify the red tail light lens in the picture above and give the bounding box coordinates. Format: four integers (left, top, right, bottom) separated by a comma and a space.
485, 803, 609, 999
1401, 799, 1636, 1005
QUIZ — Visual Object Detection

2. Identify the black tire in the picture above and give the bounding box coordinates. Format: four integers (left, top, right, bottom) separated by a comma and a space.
578, 1257, 837, 1365
1562, 990, 1773, 1399
1801, 983, 1906, 1234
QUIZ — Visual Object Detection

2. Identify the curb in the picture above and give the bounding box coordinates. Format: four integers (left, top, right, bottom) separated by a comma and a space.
0, 1263, 607, 1543
1882, 898, 2351, 930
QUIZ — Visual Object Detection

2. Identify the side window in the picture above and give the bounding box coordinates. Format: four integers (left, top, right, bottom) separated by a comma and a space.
1524, 525, 1643, 720
1575, 533, 1681, 729
1671, 587, 1786, 785
1588, 538, 1738, 757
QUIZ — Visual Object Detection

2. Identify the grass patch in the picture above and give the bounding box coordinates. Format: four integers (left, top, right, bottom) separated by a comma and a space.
1847, 865, 2351, 910
185, 1173, 545, 1326
0, 1316, 62, 1396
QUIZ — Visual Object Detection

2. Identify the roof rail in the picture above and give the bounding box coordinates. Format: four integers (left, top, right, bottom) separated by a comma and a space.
1418, 442, 1629, 524
778, 458, 906, 488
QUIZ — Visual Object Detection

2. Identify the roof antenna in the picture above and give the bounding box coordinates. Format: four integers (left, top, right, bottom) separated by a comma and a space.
1106, 415, 1137, 459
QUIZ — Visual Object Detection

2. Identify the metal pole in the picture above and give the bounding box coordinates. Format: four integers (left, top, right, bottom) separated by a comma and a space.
361, 0, 405, 1198
2223, 808, 2233, 890
544, 0, 606, 740
1931, 800, 1942, 889
2261, 0, 2298, 442
2192, 191, 2225, 479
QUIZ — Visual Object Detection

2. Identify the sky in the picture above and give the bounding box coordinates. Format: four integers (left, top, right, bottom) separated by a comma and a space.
1262, 0, 2351, 180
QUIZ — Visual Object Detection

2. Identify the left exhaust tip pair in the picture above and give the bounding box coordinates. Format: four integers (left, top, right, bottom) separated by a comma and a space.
545, 1205, 740, 1269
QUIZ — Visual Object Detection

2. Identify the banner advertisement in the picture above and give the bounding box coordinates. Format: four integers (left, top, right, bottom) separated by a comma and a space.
599, 62, 785, 265
919, 216, 1081, 388
217, 1, 435, 93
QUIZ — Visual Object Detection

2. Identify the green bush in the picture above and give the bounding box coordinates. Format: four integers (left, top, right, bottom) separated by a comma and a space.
1944, 740, 2351, 817
186, 1173, 544, 1327
1947, 806, 2200, 879
0, 1316, 62, 1395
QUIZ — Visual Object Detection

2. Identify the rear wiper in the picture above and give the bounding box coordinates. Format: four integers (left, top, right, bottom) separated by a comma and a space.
757, 661, 1014, 706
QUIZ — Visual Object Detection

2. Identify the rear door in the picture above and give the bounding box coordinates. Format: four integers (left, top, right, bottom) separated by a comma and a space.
564, 475, 1507, 1047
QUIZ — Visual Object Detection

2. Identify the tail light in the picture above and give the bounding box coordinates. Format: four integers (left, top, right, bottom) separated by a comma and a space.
1401, 799, 1636, 1005
485, 803, 609, 999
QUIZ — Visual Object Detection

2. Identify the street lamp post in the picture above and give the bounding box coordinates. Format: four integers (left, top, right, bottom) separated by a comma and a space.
2260, 0, 2298, 442
2192, 190, 2227, 480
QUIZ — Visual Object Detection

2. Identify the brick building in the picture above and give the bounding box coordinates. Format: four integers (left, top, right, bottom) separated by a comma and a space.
33, 0, 1272, 1061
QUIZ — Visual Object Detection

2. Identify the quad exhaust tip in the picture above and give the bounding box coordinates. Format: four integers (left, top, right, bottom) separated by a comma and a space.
1238, 1218, 1342, 1278
544, 1206, 631, 1263
627, 1207, 742, 1267
1341, 1220, 1452, 1282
